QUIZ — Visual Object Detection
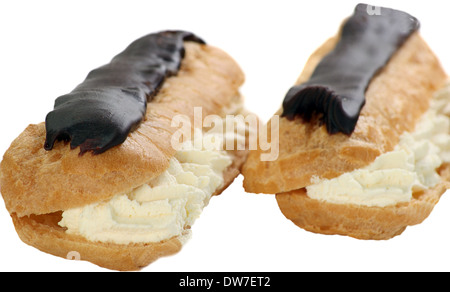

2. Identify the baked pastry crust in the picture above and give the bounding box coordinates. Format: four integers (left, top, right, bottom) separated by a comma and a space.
0, 41, 250, 270
10, 146, 248, 270
276, 164, 450, 240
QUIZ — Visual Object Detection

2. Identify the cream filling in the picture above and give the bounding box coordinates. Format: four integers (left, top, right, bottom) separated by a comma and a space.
306, 83, 450, 207
58, 116, 248, 245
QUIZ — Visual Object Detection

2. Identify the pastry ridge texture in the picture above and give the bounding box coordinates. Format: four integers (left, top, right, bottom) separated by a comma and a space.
0, 41, 249, 270
242, 31, 449, 239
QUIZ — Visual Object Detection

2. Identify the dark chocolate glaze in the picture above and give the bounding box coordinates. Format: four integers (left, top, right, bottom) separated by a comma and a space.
44, 30, 205, 154
282, 4, 420, 135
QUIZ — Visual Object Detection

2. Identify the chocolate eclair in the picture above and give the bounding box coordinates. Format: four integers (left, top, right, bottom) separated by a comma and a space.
0, 30, 253, 270
242, 4, 450, 240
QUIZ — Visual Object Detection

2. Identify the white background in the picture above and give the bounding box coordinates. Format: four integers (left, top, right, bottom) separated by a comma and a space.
1, 0, 450, 272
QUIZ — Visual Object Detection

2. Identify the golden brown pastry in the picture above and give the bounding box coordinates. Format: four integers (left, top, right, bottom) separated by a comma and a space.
0, 30, 253, 270
242, 4, 450, 240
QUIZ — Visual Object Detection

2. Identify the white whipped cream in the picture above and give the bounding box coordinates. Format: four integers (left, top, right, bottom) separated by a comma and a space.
306, 83, 450, 207
59, 116, 248, 244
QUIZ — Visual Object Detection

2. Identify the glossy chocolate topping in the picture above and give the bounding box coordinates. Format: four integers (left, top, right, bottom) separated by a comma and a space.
282, 4, 420, 135
44, 30, 204, 154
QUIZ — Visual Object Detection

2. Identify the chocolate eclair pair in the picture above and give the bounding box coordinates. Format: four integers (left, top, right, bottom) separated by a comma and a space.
1, 3, 449, 272
243, 4, 450, 240
0, 31, 254, 270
